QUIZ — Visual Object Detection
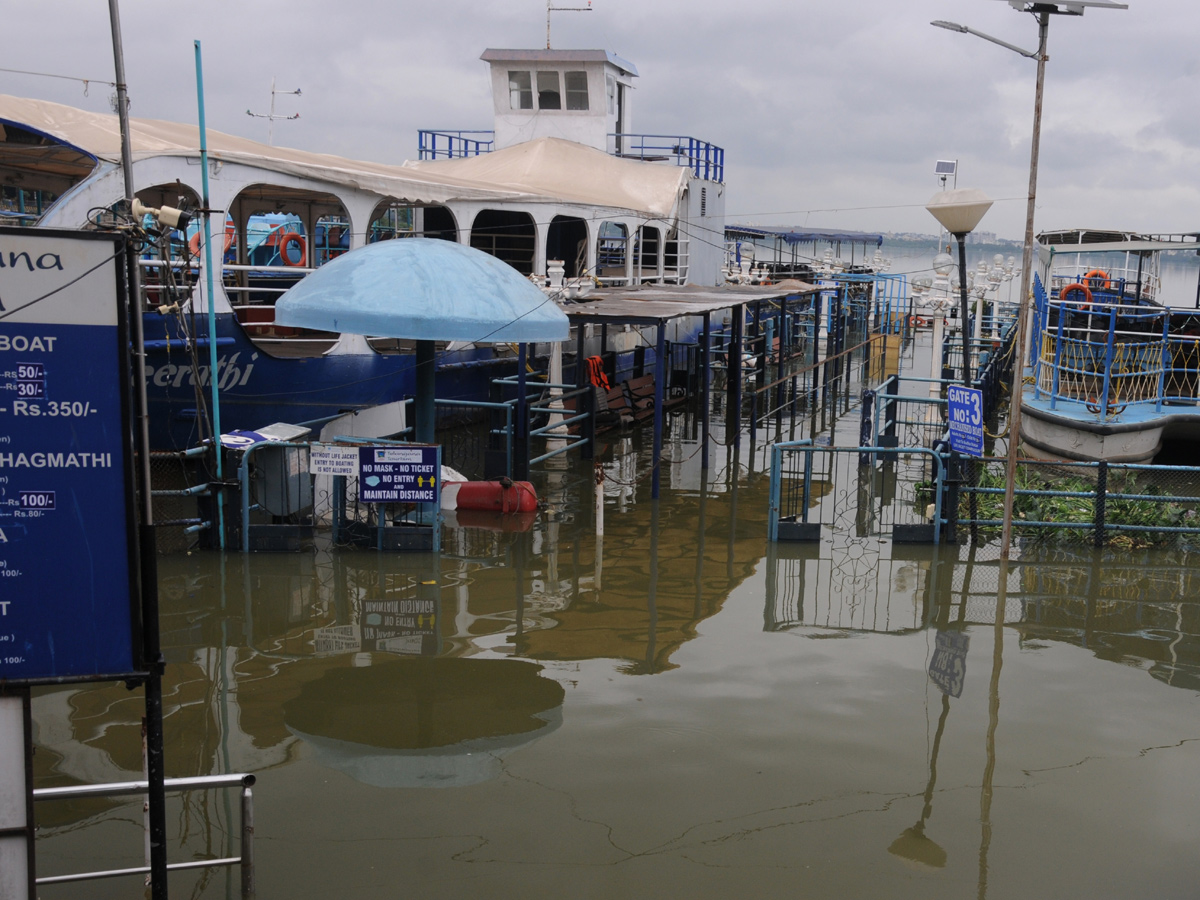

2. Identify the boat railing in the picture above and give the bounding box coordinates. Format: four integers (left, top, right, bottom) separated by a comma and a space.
609, 133, 725, 182
1031, 276, 1199, 417
417, 129, 496, 159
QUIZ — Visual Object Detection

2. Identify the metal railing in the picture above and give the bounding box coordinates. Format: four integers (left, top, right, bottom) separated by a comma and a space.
610, 134, 725, 182
1030, 274, 1200, 420
417, 130, 496, 159
34, 773, 256, 897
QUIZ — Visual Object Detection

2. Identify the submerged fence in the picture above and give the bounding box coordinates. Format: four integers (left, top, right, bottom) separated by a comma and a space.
769, 440, 1200, 548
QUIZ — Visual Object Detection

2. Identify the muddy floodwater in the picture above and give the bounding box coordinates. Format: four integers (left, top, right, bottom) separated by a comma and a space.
30, 416, 1200, 899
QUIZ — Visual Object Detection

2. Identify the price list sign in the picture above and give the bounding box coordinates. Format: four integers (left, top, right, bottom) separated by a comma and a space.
0, 228, 140, 681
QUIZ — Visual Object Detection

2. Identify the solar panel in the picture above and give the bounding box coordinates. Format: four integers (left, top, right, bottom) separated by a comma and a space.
935, 160, 958, 176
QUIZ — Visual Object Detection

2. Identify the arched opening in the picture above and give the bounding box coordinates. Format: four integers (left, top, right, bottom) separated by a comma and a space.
0, 122, 98, 224
470, 209, 536, 275
134, 183, 203, 311
596, 221, 628, 285
547, 215, 589, 278
634, 225, 660, 283
421, 206, 458, 242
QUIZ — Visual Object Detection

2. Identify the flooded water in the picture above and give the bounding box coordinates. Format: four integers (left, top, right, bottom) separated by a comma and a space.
30, 403, 1200, 898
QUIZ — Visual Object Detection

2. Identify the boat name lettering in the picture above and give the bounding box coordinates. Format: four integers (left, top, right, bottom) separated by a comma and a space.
0, 251, 63, 272
0, 452, 112, 468
0, 335, 57, 353
145, 352, 257, 390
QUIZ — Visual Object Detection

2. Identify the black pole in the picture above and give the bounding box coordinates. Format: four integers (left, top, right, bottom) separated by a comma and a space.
514, 343, 529, 481
576, 324, 593, 460
956, 234, 972, 386
701, 312, 711, 470
140, 524, 168, 900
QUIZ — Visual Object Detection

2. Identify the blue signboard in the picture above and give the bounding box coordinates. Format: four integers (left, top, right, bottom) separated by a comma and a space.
0, 229, 140, 681
928, 630, 970, 698
947, 384, 984, 457
358, 445, 440, 504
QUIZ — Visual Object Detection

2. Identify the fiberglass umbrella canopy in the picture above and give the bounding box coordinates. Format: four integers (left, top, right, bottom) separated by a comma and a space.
274, 237, 569, 342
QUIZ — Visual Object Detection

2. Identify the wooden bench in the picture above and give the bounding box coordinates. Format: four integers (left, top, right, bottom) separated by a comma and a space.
622, 374, 685, 422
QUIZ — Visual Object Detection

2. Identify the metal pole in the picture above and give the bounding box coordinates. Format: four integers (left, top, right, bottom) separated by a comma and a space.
652, 322, 666, 499
195, 41, 225, 550
107, 0, 152, 527
701, 312, 711, 469
1001, 12, 1049, 561
956, 233, 972, 387
240, 785, 256, 899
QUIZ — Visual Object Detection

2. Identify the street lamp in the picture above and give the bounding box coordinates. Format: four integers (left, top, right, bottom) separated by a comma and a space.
932, 0, 1127, 560
926, 188, 993, 386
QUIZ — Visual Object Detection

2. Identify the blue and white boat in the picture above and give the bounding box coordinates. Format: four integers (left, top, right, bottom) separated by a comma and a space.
0, 46, 726, 449
1020, 228, 1200, 462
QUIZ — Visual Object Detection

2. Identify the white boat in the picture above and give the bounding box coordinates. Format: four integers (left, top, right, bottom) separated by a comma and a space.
1019, 228, 1200, 462
0, 47, 726, 449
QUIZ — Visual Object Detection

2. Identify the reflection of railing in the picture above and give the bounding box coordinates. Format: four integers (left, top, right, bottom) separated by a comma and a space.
417, 130, 495, 159
610, 134, 725, 182
34, 774, 256, 897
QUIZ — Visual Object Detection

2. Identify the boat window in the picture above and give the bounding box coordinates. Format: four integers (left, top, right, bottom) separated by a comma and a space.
368, 203, 415, 242
597, 221, 628, 283
537, 71, 562, 110
509, 71, 533, 110
565, 71, 589, 111
606, 76, 617, 116
0, 122, 98, 225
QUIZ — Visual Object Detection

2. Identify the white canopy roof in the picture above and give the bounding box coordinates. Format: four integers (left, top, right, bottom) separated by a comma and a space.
404, 137, 688, 219
0, 95, 687, 217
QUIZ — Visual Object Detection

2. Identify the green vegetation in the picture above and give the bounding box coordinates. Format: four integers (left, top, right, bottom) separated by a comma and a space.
957, 464, 1199, 548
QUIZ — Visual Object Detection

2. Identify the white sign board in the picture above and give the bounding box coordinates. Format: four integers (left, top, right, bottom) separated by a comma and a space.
309, 443, 361, 477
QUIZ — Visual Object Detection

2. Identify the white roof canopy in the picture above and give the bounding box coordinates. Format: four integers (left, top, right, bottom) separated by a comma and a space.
1, 95, 687, 217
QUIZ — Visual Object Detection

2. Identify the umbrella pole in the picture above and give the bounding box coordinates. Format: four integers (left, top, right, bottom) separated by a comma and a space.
416, 340, 436, 444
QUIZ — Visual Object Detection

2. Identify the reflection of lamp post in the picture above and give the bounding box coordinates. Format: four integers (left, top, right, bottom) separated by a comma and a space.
889, 692, 951, 870
932, 0, 1128, 558
926, 189, 993, 386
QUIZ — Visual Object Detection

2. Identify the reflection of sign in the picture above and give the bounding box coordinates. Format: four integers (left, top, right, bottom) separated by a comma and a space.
362, 596, 438, 656
0, 229, 140, 681
928, 630, 970, 697
309, 443, 360, 477
358, 445, 439, 503
947, 385, 984, 457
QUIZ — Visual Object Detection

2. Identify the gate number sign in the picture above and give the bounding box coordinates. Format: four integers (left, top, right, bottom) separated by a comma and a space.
947, 385, 984, 457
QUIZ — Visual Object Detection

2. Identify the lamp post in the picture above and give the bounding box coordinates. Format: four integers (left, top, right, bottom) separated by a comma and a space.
926, 188, 993, 387
932, 0, 1127, 560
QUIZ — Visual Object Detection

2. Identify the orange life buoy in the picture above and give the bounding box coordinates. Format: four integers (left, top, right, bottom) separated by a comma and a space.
1060, 283, 1093, 310
1085, 395, 1126, 417
279, 232, 307, 267
1082, 269, 1112, 291
188, 225, 235, 259
908, 315, 928, 328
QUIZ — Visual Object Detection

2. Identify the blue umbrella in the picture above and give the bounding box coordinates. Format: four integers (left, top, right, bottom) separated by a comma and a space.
275, 238, 569, 441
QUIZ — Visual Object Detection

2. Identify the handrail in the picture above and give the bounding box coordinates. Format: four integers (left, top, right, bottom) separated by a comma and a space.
34, 773, 255, 897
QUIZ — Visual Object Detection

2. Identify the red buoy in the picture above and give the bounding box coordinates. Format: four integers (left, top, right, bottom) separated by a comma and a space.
455, 479, 538, 514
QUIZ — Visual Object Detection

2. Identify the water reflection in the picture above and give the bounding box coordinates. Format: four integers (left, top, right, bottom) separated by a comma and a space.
28, 433, 1200, 898
283, 658, 563, 788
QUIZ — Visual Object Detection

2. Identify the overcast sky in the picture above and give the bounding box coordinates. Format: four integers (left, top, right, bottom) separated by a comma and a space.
3, 0, 1196, 240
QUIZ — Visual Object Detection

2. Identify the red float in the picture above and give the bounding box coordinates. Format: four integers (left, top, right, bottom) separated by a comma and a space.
455, 479, 538, 513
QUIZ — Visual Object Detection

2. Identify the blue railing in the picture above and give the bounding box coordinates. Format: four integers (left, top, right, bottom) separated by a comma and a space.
1030, 274, 1200, 420
414, 129, 725, 181
417, 130, 496, 160
610, 134, 725, 182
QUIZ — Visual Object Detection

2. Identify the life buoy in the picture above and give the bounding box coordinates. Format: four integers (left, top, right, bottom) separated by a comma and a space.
1082, 269, 1111, 291
188, 225, 235, 259
908, 315, 928, 328
279, 232, 307, 267
1060, 283, 1093, 310
1085, 395, 1126, 417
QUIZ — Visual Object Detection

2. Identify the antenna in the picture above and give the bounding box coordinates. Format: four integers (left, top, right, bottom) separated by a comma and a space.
547, 0, 592, 49
246, 76, 301, 146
